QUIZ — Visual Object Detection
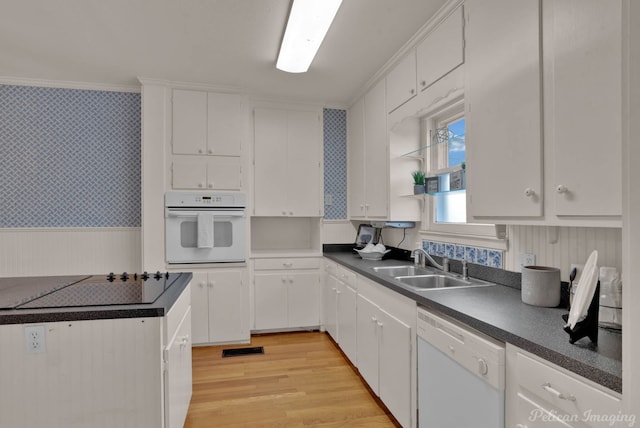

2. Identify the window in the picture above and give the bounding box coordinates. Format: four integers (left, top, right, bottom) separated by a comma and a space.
423, 99, 495, 238
425, 102, 466, 224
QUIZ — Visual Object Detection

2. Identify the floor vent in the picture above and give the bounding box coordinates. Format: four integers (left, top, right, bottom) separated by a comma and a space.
221, 346, 265, 358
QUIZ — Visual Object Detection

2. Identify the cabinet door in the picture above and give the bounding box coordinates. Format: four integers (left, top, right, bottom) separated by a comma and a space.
209, 270, 248, 343
336, 282, 357, 366
416, 5, 464, 91
465, 0, 543, 218
254, 274, 288, 330
356, 294, 380, 393
254, 109, 288, 216
172, 89, 207, 155
548, 0, 622, 217
363, 79, 388, 218
207, 93, 244, 157
323, 275, 338, 341
348, 98, 366, 218
286, 110, 322, 216
386, 52, 417, 113
164, 307, 192, 428
287, 272, 320, 328
189, 272, 210, 344
206, 157, 242, 190
172, 158, 207, 189
515, 393, 577, 427
378, 309, 412, 428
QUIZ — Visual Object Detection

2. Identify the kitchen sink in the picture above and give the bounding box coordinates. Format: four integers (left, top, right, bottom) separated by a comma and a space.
395, 274, 492, 291
371, 265, 435, 277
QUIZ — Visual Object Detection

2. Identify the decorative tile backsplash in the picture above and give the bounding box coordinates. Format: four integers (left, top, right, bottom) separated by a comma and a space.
0, 84, 141, 228
422, 240, 504, 269
323, 108, 347, 220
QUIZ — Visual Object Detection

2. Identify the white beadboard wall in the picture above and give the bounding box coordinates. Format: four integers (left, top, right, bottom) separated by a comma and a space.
0, 317, 162, 428
506, 225, 622, 281
0, 228, 141, 277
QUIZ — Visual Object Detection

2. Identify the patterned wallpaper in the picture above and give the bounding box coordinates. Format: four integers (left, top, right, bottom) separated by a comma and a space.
0, 85, 141, 228
323, 108, 347, 220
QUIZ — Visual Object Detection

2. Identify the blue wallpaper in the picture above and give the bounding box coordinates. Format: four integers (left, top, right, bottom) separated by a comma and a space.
323, 108, 347, 220
0, 84, 141, 228
421, 239, 504, 269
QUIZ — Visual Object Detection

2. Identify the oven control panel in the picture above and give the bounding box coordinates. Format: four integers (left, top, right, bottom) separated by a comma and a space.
165, 191, 246, 208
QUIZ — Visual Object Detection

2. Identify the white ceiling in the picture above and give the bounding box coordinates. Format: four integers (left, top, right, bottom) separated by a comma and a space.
0, 0, 447, 106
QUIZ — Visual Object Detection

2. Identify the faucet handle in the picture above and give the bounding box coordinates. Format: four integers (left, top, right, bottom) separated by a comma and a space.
442, 257, 450, 272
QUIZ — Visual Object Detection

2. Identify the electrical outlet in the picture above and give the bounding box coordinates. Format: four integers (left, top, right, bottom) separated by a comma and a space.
324, 193, 333, 206
24, 325, 46, 354
520, 253, 536, 270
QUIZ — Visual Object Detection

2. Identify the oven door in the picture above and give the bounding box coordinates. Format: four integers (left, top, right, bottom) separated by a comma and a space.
165, 208, 246, 263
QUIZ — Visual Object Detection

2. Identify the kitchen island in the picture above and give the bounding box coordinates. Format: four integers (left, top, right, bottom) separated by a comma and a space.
324, 247, 622, 394
0, 272, 193, 428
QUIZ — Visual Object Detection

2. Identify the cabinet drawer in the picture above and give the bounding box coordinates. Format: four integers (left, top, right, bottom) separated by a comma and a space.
516, 392, 577, 427
254, 257, 320, 271
324, 260, 338, 277
336, 266, 357, 288
516, 352, 622, 426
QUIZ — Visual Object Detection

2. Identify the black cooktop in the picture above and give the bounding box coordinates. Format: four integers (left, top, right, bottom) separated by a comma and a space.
13, 272, 178, 309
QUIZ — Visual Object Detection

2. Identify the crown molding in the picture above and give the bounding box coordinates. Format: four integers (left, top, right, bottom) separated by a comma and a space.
0, 76, 141, 93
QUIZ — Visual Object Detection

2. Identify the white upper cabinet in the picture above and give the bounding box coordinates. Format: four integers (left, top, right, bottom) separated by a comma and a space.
544, 0, 622, 219
253, 108, 323, 217
386, 52, 417, 113
172, 156, 241, 190
466, 0, 622, 225
416, 5, 464, 93
465, 0, 543, 219
172, 89, 244, 156
349, 79, 389, 220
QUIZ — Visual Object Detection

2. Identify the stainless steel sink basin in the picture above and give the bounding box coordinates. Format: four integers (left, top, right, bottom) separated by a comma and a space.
371, 264, 494, 291
371, 265, 434, 277
395, 274, 492, 291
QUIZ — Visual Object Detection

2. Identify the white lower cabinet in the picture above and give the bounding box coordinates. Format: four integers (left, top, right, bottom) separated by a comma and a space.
190, 269, 249, 345
254, 268, 320, 330
356, 276, 414, 428
164, 305, 192, 428
506, 344, 623, 428
322, 262, 357, 365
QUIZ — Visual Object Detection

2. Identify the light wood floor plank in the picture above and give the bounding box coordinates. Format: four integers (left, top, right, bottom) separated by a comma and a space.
184, 331, 401, 428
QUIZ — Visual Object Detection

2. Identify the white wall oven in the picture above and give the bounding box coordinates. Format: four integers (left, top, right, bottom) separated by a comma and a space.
165, 192, 246, 264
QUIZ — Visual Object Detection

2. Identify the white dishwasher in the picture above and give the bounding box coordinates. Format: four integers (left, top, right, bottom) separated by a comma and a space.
417, 306, 505, 428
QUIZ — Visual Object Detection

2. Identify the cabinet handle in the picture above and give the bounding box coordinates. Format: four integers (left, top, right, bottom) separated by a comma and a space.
207, 149, 213, 154
198, 149, 203, 154
541, 382, 576, 401
208, 183, 213, 189
282, 211, 287, 215
410, 88, 415, 94
289, 211, 294, 216
180, 335, 190, 348
556, 184, 568, 194
420, 80, 426, 87
283, 262, 293, 268
376, 321, 383, 328
524, 188, 535, 197
198, 183, 204, 188
371, 316, 377, 323
199, 281, 206, 288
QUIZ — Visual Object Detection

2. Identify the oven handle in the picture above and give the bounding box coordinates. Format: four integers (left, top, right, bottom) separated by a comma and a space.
166, 210, 245, 219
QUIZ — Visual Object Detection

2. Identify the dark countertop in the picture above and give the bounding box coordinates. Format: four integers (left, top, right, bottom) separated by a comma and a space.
0, 272, 193, 325
324, 249, 622, 394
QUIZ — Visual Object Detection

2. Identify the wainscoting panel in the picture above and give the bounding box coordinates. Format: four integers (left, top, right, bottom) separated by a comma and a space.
0, 228, 141, 277
506, 225, 622, 281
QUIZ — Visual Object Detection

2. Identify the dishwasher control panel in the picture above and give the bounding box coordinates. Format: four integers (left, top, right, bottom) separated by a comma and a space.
418, 307, 506, 390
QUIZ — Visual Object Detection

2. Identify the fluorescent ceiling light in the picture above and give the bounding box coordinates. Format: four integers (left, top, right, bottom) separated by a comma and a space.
276, 0, 343, 73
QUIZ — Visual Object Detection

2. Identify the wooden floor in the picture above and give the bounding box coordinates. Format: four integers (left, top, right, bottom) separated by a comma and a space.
184, 331, 401, 428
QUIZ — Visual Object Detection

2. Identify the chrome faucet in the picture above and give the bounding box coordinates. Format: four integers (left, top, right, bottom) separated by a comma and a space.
413, 248, 449, 272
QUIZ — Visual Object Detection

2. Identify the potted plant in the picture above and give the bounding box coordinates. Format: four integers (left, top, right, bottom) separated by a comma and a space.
412, 170, 426, 194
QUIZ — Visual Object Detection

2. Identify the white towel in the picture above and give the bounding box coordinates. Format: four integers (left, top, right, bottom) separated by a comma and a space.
197, 213, 214, 248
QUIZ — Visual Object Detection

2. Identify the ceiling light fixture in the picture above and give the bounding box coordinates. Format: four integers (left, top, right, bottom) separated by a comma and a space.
276, 0, 343, 73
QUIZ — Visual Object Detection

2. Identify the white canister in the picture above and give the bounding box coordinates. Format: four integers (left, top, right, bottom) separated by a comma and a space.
521, 266, 561, 307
